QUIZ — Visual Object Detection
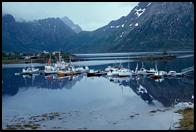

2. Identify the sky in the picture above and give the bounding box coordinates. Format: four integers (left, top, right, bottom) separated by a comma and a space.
2, 2, 138, 31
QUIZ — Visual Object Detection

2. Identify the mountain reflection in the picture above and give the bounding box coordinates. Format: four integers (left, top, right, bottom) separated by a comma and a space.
107, 74, 194, 107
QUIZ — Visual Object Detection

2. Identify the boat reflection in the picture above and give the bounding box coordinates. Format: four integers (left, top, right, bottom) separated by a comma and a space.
21, 74, 84, 90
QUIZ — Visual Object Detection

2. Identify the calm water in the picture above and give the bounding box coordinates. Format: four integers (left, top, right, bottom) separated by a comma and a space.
2, 53, 194, 129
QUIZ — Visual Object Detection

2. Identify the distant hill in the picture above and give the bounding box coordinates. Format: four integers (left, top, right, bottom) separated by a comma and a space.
67, 2, 194, 53
2, 2, 194, 53
2, 14, 76, 52
61, 16, 82, 33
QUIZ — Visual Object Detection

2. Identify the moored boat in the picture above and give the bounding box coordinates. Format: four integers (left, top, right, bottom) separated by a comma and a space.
22, 60, 39, 75
87, 70, 106, 77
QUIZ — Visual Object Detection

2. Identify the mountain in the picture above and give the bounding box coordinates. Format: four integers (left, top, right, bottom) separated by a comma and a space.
2, 2, 194, 53
61, 16, 82, 33
67, 2, 194, 53
2, 14, 76, 52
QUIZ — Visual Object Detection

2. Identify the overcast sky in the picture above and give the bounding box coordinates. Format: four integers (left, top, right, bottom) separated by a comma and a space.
2, 2, 138, 31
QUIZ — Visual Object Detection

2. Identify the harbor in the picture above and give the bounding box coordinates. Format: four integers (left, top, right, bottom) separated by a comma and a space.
2, 51, 194, 130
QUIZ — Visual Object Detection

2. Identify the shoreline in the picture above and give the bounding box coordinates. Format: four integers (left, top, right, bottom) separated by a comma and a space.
2, 54, 177, 64
175, 108, 194, 130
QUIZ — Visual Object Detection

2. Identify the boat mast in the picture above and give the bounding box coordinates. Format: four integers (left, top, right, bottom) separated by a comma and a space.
155, 63, 158, 72
128, 56, 130, 69
135, 63, 138, 72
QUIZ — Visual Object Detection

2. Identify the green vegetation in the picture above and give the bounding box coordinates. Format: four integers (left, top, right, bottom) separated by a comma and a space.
2, 51, 72, 64
176, 108, 194, 130
132, 54, 176, 61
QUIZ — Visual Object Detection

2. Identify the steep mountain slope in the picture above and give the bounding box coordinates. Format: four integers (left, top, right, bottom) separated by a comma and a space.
2, 14, 76, 52
2, 2, 194, 53
61, 16, 82, 33
67, 2, 194, 53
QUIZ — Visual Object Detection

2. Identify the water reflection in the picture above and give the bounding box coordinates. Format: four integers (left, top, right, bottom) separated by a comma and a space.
2, 56, 194, 108
105, 74, 194, 107
21, 74, 84, 90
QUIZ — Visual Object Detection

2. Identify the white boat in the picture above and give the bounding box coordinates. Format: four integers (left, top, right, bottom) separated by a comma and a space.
146, 68, 157, 75
118, 68, 132, 77
137, 62, 150, 76
159, 70, 167, 76
107, 68, 120, 77
149, 64, 165, 80
54, 60, 69, 70
22, 67, 39, 74
167, 71, 177, 76
44, 65, 58, 74
54, 52, 69, 70
22, 60, 39, 75
87, 69, 106, 77
44, 54, 58, 74
105, 66, 116, 72
75, 66, 89, 73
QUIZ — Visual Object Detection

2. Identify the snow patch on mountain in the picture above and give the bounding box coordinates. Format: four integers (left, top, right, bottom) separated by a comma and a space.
135, 23, 139, 26
135, 8, 146, 17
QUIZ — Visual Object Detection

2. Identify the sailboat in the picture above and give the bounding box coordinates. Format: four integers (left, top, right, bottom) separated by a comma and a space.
118, 61, 132, 77
137, 62, 148, 76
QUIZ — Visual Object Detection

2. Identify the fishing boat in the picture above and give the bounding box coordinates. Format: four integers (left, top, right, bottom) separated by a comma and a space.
146, 68, 157, 75
75, 66, 89, 73
118, 68, 132, 77
87, 69, 106, 77
54, 52, 69, 70
22, 60, 39, 75
105, 66, 116, 72
107, 68, 120, 77
149, 64, 163, 80
57, 68, 80, 77
22, 67, 39, 75
137, 66, 148, 76
167, 71, 184, 77
44, 54, 58, 75
159, 70, 168, 77
167, 71, 177, 77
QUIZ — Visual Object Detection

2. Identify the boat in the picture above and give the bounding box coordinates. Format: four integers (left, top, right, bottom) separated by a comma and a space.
54, 52, 69, 70
57, 69, 80, 77
75, 66, 89, 73
137, 63, 148, 76
118, 68, 132, 77
22, 67, 39, 75
107, 68, 120, 77
87, 70, 107, 77
22, 60, 39, 75
175, 72, 184, 77
167, 71, 177, 77
44, 54, 58, 75
44, 65, 58, 75
159, 70, 168, 77
149, 64, 163, 80
146, 68, 157, 75
105, 66, 115, 72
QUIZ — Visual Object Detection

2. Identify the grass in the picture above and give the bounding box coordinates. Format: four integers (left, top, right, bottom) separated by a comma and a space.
176, 107, 194, 130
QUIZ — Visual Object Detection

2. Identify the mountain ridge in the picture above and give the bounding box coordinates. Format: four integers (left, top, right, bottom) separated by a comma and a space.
2, 2, 194, 53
